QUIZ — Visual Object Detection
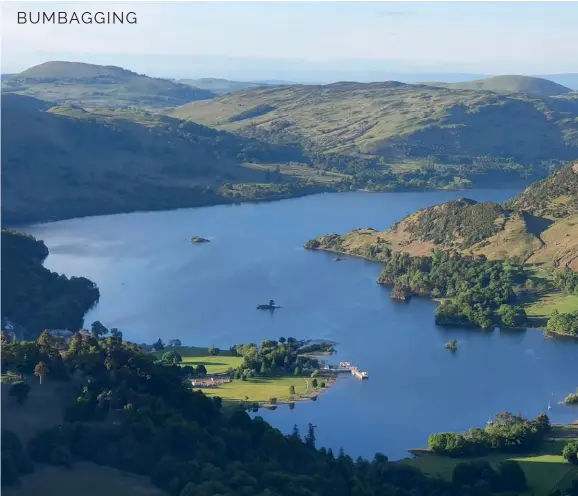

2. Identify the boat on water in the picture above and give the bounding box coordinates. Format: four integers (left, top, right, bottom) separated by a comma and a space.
333, 257, 344, 262
351, 367, 369, 380
257, 299, 281, 310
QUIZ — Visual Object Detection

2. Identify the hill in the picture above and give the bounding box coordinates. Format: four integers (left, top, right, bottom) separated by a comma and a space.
538, 73, 578, 91
0, 230, 100, 337
1, 94, 329, 225
167, 81, 578, 185
177, 77, 280, 95
1, 61, 217, 109
445, 75, 573, 96
306, 161, 578, 271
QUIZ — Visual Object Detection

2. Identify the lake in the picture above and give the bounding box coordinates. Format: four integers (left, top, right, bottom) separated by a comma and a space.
24, 190, 578, 461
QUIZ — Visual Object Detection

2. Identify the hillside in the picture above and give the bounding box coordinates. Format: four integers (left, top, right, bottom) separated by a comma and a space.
445, 75, 573, 96
307, 161, 578, 271
540, 73, 578, 91
167, 81, 578, 184
1, 61, 217, 109
177, 77, 279, 95
0, 230, 100, 337
1, 94, 326, 225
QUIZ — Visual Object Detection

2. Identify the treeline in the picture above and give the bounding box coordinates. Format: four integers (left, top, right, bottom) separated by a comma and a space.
0, 326, 511, 496
227, 338, 328, 380
305, 239, 528, 329
1, 230, 100, 338
428, 412, 551, 457
376, 251, 527, 329
553, 268, 578, 296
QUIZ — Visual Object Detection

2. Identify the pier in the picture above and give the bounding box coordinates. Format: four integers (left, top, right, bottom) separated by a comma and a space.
321, 362, 368, 379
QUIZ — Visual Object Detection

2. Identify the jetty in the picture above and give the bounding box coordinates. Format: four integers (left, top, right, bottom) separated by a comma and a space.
351, 367, 369, 380
322, 361, 368, 379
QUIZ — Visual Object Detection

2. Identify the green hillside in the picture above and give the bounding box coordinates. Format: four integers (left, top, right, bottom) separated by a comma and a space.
446, 75, 573, 96
1, 94, 327, 225
167, 81, 578, 183
2, 61, 217, 109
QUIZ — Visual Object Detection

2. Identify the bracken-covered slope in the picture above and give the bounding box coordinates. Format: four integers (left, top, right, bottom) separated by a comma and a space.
2, 61, 217, 109
0, 94, 309, 224
307, 162, 578, 271
167, 81, 578, 176
445, 75, 573, 96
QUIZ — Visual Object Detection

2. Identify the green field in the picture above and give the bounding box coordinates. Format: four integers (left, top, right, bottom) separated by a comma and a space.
525, 292, 578, 318
3, 462, 167, 496
151, 346, 243, 375
402, 427, 578, 496
199, 375, 329, 403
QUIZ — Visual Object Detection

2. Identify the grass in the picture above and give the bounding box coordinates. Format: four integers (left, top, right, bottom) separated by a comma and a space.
151, 346, 243, 375
3, 462, 167, 496
402, 433, 578, 496
525, 292, 578, 318
199, 375, 329, 403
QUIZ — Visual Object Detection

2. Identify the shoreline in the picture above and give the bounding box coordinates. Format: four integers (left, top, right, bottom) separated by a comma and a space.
306, 246, 576, 338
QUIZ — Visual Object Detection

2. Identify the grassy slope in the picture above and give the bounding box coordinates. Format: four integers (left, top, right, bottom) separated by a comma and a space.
167, 81, 578, 168
401, 426, 578, 496
446, 75, 573, 96
2, 61, 216, 109
1, 94, 332, 225
309, 162, 578, 271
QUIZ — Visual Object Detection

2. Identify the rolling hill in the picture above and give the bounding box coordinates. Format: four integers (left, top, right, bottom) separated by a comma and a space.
177, 77, 281, 95
306, 161, 578, 271
167, 81, 578, 183
445, 75, 573, 96
1, 61, 217, 109
0, 94, 324, 225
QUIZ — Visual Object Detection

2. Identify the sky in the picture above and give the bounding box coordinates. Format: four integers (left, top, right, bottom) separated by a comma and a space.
1, 1, 577, 80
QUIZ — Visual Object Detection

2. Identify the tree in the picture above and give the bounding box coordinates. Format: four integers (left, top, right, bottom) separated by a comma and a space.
8, 382, 31, 405
305, 423, 316, 449
563, 441, 578, 464
208, 345, 219, 356
195, 364, 207, 376
152, 338, 165, 351
294, 367, 301, 377
90, 321, 109, 338
34, 362, 48, 385
162, 351, 183, 365
279, 337, 286, 343
288, 385, 295, 396
311, 378, 318, 388
498, 461, 526, 491
291, 424, 300, 440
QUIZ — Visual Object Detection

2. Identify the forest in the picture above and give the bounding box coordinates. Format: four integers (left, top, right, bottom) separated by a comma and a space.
0, 230, 100, 337
0, 327, 528, 496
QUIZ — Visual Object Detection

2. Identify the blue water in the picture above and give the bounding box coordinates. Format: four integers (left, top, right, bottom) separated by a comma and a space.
24, 190, 578, 460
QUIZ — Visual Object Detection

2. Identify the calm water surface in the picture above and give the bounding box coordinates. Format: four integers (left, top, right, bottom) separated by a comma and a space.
24, 190, 578, 460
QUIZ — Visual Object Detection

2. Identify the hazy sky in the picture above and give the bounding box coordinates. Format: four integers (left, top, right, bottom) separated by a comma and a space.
1, 1, 577, 78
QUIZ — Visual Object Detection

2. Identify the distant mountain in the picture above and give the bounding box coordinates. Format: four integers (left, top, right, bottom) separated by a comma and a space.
167, 80, 578, 182
445, 75, 573, 96
1, 94, 311, 224
177, 78, 283, 95
2, 61, 217, 109
538, 74, 578, 91
308, 161, 578, 271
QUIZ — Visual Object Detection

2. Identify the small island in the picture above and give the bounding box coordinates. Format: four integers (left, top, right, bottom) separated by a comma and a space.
257, 299, 281, 310
190, 236, 210, 243
445, 339, 458, 351
333, 257, 344, 262
564, 388, 578, 405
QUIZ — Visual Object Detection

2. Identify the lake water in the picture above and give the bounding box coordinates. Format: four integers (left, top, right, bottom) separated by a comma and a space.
24, 190, 578, 461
